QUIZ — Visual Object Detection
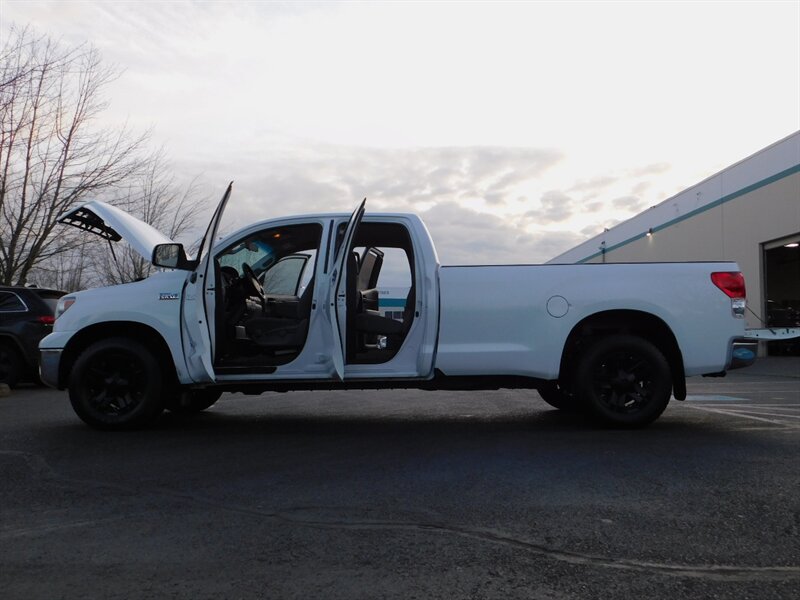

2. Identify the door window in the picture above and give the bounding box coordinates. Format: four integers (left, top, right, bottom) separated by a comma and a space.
262, 255, 310, 295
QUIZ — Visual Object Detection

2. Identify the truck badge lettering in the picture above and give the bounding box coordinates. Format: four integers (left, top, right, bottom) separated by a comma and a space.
159, 292, 179, 301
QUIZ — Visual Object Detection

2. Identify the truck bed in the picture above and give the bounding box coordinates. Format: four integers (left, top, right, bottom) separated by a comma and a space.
435, 262, 745, 379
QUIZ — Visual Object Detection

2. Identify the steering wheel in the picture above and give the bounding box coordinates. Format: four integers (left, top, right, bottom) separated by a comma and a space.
241, 262, 266, 305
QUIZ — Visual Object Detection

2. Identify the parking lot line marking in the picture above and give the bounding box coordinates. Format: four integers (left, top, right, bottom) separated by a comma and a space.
684, 395, 749, 402
684, 404, 800, 428
708, 409, 800, 420
689, 404, 800, 409
690, 389, 800, 395
692, 383, 800, 389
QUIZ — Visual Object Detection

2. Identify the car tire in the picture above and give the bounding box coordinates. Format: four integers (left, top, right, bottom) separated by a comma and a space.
537, 382, 582, 413
0, 342, 23, 388
166, 389, 222, 415
69, 337, 165, 430
575, 334, 672, 428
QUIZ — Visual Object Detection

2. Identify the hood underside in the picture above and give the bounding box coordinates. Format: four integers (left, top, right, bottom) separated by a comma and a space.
59, 201, 174, 261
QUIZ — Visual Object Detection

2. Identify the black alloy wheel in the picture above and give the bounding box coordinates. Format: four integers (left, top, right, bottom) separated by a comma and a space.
69, 338, 164, 429
575, 334, 672, 427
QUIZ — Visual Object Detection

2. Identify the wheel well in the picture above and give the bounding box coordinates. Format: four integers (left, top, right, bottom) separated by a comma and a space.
0, 335, 32, 374
559, 310, 686, 400
60, 322, 178, 389
0, 334, 24, 356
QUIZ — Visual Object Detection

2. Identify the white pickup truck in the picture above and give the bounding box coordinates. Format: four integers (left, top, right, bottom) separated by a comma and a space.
40, 184, 787, 430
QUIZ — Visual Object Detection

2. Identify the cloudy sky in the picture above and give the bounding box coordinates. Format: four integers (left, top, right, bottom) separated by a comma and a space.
2, 1, 799, 263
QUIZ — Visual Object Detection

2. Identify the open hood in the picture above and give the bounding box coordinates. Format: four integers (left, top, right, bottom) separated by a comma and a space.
59, 200, 174, 261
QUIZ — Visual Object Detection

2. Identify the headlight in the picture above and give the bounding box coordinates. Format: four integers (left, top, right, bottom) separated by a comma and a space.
55, 296, 76, 320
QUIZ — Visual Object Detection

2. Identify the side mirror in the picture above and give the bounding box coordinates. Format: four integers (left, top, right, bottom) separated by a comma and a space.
152, 243, 193, 270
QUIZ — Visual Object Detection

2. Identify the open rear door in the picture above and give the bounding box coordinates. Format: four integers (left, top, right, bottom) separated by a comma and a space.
328, 199, 366, 380
181, 182, 233, 382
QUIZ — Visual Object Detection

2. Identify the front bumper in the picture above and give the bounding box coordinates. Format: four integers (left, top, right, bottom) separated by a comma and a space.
39, 349, 63, 389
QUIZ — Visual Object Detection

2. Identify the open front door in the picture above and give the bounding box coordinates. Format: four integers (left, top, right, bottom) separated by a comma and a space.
328, 199, 366, 380
181, 182, 233, 382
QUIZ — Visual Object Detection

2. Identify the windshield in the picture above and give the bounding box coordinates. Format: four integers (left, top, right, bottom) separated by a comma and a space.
215, 222, 323, 292
218, 239, 277, 276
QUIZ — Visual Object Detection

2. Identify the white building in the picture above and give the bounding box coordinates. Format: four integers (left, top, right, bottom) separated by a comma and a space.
549, 131, 800, 355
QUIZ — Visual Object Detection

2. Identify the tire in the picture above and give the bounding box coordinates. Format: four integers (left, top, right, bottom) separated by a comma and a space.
166, 389, 222, 415
69, 337, 165, 430
0, 342, 23, 388
537, 381, 582, 413
575, 334, 672, 428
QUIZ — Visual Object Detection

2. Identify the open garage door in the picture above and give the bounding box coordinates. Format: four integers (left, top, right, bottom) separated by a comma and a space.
763, 234, 800, 356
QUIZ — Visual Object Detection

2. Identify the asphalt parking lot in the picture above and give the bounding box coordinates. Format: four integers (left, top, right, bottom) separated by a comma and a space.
2, 358, 799, 600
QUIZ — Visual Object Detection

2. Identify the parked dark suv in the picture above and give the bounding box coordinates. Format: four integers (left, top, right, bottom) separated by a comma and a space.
0, 286, 66, 387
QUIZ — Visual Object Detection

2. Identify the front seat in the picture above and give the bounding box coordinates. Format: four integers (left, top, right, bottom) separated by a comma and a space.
245, 277, 315, 349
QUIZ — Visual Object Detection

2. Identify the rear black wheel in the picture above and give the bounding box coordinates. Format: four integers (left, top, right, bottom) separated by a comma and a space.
69, 338, 164, 430
0, 342, 23, 388
575, 334, 672, 428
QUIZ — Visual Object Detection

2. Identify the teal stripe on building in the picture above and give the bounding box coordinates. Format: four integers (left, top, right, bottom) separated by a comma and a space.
379, 298, 407, 308
578, 163, 800, 264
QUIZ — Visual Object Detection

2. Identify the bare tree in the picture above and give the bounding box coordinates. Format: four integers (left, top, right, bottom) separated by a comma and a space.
92, 150, 207, 287
0, 26, 147, 285
27, 236, 91, 291
26, 150, 208, 291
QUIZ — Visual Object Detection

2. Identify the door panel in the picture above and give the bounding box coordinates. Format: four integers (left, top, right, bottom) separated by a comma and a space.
181, 183, 233, 381
328, 199, 366, 380
180, 260, 215, 382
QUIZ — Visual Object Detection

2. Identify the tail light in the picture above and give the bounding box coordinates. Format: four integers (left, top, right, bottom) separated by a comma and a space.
711, 272, 746, 318
37, 315, 56, 325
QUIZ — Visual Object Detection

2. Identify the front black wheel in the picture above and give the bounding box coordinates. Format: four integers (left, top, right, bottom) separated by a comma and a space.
69, 338, 165, 430
575, 335, 672, 428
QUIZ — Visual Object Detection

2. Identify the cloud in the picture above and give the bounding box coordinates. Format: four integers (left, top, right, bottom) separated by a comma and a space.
568, 175, 618, 193
421, 201, 583, 264
541, 190, 575, 221
172, 143, 573, 263
348, 146, 564, 207
612, 195, 645, 212
523, 190, 575, 224
584, 201, 604, 213
185, 142, 563, 217
627, 162, 671, 177
563, 164, 670, 207
580, 224, 604, 237
175, 144, 664, 268
630, 180, 652, 195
